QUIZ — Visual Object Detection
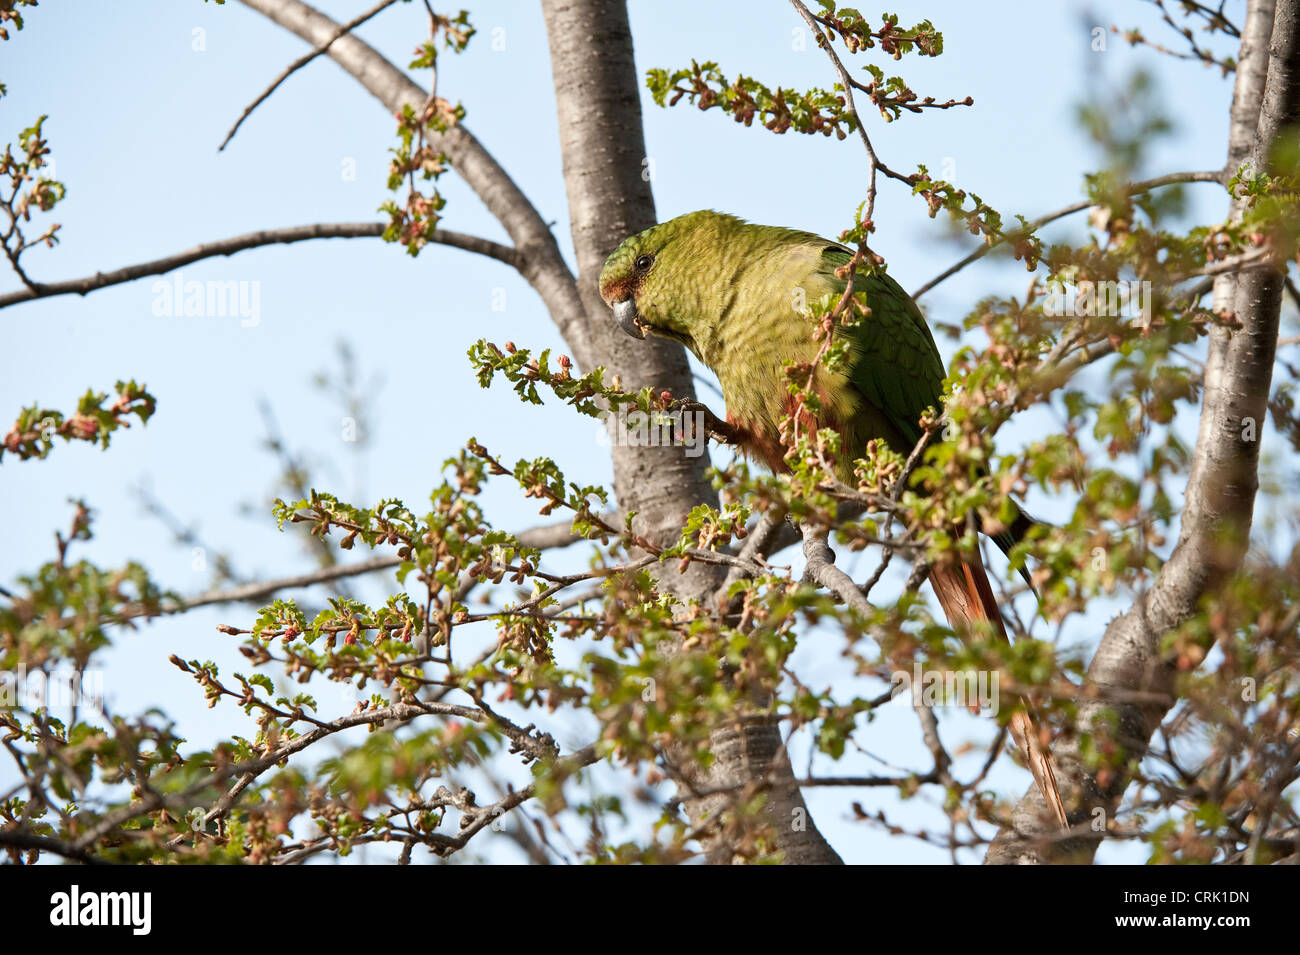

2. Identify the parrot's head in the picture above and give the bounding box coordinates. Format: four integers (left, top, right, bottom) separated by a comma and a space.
599, 210, 738, 351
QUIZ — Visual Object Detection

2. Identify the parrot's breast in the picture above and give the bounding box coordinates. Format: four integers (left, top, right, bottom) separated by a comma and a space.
702, 248, 865, 478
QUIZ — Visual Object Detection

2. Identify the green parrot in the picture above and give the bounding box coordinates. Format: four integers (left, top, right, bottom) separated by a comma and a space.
599, 209, 1067, 828
599, 209, 1032, 539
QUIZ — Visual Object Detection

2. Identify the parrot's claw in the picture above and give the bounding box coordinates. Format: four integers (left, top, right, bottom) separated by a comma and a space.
667, 398, 741, 445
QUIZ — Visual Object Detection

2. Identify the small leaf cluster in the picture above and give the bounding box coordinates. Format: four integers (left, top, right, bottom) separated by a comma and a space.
2, 380, 156, 462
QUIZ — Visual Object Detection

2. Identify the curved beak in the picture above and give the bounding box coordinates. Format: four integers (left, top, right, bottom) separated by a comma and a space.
612, 299, 646, 339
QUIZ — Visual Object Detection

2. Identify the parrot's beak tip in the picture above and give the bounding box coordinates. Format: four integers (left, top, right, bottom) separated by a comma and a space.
611, 299, 647, 340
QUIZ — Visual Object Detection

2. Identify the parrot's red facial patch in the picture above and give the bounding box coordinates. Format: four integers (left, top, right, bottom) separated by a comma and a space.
603, 272, 653, 339
600, 275, 635, 308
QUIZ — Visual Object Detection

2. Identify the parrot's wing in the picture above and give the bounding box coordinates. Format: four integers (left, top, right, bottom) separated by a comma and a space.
819, 246, 1039, 585
818, 246, 946, 448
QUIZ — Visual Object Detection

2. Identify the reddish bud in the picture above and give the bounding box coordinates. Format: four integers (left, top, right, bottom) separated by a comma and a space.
67, 415, 98, 439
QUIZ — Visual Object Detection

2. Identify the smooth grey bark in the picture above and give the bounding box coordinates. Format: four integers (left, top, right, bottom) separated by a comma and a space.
538, 0, 715, 592
986, 0, 1299, 864
540, 0, 841, 864
238, 0, 840, 863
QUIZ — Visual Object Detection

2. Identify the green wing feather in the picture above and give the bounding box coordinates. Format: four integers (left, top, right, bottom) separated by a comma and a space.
818, 246, 945, 448
816, 246, 1037, 582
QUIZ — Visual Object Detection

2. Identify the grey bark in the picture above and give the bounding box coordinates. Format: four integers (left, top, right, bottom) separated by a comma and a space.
986, 0, 1299, 864
238, 0, 840, 863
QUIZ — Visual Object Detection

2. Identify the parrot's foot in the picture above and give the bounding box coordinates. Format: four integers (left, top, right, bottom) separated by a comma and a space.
668, 398, 742, 446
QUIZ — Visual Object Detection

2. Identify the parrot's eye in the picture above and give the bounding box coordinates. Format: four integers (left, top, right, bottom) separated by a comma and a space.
634, 253, 655, 272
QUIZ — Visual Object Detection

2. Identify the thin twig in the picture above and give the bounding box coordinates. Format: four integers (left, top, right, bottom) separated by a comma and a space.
788, 0, 913, 230
219, 0, 405, 151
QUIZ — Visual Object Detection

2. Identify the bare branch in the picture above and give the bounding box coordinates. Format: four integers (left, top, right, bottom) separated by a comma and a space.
799, 523, 875, 617
181, 554, 401, 610
0, 222, 376, 308
0, 222, 518, 310
0, 829, 104, 865
1167, 244, 1276, 281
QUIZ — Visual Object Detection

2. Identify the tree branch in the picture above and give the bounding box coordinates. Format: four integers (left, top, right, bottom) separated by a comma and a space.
788, 0, 913, 229
181, 553, 401, 610
0, 829, 105, 865
234, 0, 590, 366
0, 222, 519, 310
912, 170, 1226, 300
42, 516, 597, 636
800, 522, 875, 616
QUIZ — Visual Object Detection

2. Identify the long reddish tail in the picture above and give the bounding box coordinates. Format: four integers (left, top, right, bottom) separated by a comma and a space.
928, 555, 1069, 830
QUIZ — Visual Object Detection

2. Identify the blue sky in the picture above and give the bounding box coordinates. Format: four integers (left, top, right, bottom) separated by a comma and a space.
0, 1, 1251, 863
